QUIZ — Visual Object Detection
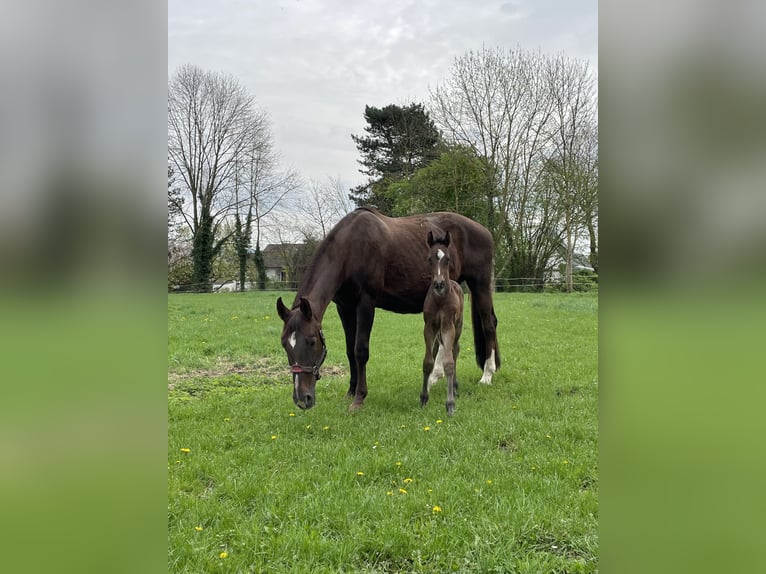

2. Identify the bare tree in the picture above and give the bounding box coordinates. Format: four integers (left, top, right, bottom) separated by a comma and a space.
545, 56, 598, 291
231, 115, 300, 291
168, 64, 258, 292
430, 47, 558, 283
297, 176, 355, 239
430, 47, 597, 290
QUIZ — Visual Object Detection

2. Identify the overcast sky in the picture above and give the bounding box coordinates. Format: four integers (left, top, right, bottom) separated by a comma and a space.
169, 0, 597, 192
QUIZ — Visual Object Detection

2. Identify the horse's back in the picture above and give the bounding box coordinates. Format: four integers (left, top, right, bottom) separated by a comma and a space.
328, 208, 491, 312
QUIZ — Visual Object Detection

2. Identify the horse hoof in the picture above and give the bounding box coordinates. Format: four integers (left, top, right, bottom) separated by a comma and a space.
348, 401, 363, 412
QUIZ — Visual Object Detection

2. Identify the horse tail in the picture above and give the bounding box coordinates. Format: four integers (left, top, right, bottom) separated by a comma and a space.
470, 293, 487, 368
471, 294, 501, 369
469, 267, 501, 370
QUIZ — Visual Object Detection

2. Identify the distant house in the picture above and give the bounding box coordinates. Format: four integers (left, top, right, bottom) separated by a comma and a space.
261, 243, 316, 284
548, 252, 596, 284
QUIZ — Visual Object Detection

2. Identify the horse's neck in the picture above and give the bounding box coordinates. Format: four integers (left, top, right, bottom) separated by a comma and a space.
294, 253, 344, 322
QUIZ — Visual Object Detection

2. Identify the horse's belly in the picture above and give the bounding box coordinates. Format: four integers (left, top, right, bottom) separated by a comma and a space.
376, 292, 425, 314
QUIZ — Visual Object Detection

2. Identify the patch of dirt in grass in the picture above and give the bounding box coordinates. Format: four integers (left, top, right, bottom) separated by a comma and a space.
497, 436, 518, 453
168, 358, 347, 389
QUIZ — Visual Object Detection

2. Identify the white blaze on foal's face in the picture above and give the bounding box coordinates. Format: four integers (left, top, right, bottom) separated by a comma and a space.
436, 248, 445, 277
288, 331, 297, 349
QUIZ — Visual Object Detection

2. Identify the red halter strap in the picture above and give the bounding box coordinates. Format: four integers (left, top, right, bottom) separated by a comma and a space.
289, 329, 327, 380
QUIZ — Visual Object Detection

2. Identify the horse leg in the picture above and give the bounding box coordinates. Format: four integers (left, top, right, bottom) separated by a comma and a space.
453, 314, 463, 397
421, 323, 436, 407
429, 341, 445, 388
441, 327, 457, 416
336, 302, 358, 398
467, 280, 500, 384
349, 300, 375, 411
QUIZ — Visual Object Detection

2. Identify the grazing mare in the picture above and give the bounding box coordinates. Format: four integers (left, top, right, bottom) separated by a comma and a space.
421, 230, 463, 416
276, 207, 500, 411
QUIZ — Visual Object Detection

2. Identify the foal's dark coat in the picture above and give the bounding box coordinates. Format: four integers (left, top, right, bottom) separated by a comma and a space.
421, 230, 464, 416
277, 207, 500, 410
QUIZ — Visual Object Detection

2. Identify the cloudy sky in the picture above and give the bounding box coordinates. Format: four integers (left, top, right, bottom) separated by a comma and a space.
169, 0, 597, 192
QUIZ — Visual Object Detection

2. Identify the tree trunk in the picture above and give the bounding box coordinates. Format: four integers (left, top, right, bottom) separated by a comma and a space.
253, 242, 267, 290
238, 250, 247, 292
191, 214, 215, 292
587, 220, 598, 274
565, 211, 574, 293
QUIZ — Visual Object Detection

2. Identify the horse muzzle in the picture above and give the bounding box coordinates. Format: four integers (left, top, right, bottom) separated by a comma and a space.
294, 392, 315, 409
291, 365, 318, 409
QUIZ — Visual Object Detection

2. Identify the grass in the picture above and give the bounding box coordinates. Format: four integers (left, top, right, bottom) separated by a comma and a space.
168, 291, 598, 573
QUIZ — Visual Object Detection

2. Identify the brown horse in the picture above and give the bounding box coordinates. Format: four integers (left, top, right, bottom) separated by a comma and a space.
421, 230, 463, 416
276, 207, 500, 410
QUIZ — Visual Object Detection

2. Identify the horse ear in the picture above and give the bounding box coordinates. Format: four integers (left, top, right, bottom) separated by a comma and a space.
427, 230, 435, 247
299, 297, 313, 321
276, 297, 290, 322
444, 230, 451, 247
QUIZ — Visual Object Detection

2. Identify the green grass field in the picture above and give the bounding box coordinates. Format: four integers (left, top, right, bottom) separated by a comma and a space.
168, 291, 598, 573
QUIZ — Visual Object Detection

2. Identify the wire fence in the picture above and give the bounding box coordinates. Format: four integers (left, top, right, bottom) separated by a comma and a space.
170, 276, 598, 294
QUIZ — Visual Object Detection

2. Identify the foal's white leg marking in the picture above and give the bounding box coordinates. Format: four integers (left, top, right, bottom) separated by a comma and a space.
479, 349, 496, 384
288, 331, 297, 349
428, 343, 445, 388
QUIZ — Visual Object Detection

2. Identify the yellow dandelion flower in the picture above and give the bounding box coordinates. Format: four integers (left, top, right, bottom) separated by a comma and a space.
403, 477, 413, 484
323, 426, 330, 431
386, 491, 393, 496
423, 426, 430, 431
395, 461, 402, 466
399, 488, 408, 494
289, 413, 296, 417
357, 471, 365, 476
271, 435, 277, 440
486, 480, 493, 485
306, 424, 311, 429
436, 419, 443, 424
219, 551, 228, 559
180, 448, 191, 453
432, 505, 442, 513
562, 460, 569, 465
427, 488, 433, 493
194, 526, 203, 532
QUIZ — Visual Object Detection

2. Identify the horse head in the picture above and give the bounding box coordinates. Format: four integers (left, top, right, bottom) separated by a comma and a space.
426, 230, 453, 297
276, 296, 327, 409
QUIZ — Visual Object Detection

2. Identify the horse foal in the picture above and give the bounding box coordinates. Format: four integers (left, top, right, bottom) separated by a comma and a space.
421, 230, 464, 416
